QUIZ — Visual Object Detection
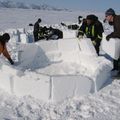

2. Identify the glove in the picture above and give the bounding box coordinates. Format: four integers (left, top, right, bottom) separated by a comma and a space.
92, 41, 96, 46
106, 35, 111, 41
8, 58, 14, 65
78, 35, 83, 40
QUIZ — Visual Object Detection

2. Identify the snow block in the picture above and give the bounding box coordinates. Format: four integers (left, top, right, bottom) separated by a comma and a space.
36, 40, 58, 52
80, 38, 97, 56
0, 65, 17, 94
51, 75, 93, 102
63, 30, 77, 38
101, 37, 120, 60
0, 73, 12, 93
80, 55, 112, 92
58, 38, 79, 52
46, 51, 62, 62
58, 38, 80, 63
18, 44, 50, 70
10, 34, 19, 42
20, 34, 28, 43
14, 74, 50, 101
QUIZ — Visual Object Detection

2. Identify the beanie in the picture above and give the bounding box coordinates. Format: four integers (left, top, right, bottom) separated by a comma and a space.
38, 18, 42, 23
86, 14, 98, 21
105, 8, 115, 16
2, 33, 10, 42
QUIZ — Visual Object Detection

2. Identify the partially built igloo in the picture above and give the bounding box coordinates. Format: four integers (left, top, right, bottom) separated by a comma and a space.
0, 37, 112, 103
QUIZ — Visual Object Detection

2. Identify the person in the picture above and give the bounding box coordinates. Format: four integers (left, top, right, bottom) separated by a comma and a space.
33, 18, 42, 42
0, 33, 14, 65
78, 16, 83, 24
77, 14, 104, 55
105, 8, 120, 77
46, 27, 63, 40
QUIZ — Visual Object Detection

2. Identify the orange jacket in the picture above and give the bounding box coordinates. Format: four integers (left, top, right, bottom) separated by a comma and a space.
0, 41, 11, 60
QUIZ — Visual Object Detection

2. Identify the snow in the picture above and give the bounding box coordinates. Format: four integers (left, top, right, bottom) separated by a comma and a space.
0, 8, 120, 119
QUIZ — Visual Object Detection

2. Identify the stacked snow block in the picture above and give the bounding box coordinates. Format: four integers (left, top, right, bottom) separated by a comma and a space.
0, 38, 112, 103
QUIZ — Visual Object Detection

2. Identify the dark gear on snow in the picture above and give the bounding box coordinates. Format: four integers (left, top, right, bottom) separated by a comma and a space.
0, 33, 10, 44
46, 27, 63, 40
8, 58, 14, 65
106, 35, 111, 41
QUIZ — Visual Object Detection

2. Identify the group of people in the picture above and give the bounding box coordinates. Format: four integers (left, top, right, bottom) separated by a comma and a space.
77, 8, 120, 78
33, 18, 63, 42
0, 8, 120, 78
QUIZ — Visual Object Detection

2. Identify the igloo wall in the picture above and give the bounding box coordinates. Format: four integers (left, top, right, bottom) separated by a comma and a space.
0, 37, 112, 103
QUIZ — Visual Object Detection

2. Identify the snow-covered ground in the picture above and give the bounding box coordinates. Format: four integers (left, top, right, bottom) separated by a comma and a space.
0, 8, 120, 120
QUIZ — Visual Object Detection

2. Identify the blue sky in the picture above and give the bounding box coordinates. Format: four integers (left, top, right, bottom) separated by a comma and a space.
11, 0, 120, 12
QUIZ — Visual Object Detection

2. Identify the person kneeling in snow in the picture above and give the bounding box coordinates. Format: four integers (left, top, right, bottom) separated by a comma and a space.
77, 15, 104, 55
0, 33, 14, 65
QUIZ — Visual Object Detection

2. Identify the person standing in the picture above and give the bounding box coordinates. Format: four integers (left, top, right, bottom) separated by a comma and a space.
105, 8, 120, 77
0, 33, 14, 65
33, 18, 42, 42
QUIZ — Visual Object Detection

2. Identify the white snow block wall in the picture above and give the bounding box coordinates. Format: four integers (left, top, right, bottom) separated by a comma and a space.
58, 38, 80, 63
63, 30, 77, 38
14, 74, 50, 101
101, 36, 120, 60
51, 75, 93, 102
0, 38, 112, 103
18, 44, 50, 70
0, 65, 17, 93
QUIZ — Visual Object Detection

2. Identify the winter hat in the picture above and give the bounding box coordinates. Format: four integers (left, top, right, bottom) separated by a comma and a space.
38, 18, 42, 23
105, 8, 115, 16
86, 14, 98, 21
78, 16, 82, 19
2, 33, 10, 42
